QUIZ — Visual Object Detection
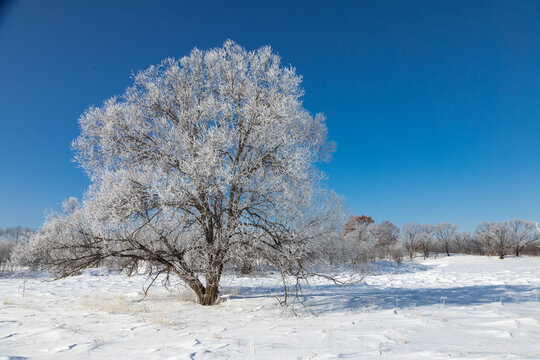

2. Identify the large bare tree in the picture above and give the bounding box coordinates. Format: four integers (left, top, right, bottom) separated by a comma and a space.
21, 41, 340, 305
434, 222, 458, 256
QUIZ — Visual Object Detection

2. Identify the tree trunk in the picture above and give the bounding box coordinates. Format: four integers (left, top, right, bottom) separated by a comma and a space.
199, 283, 220, 305
197, 259, 224, 306
186, 278, 205, 303
185, 276, 220, 306
445, 244, 450, 256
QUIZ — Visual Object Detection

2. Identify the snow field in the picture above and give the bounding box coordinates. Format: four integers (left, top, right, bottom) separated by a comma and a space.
1, 255, 540, 359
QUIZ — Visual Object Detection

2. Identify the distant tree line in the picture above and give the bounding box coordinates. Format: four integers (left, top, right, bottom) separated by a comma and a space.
339, 217, 540, 264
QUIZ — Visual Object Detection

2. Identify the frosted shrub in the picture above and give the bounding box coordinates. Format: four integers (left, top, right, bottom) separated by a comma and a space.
0, 238, 15, 271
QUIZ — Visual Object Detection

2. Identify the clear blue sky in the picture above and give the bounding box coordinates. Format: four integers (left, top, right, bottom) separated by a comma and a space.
1, 0, 539, 231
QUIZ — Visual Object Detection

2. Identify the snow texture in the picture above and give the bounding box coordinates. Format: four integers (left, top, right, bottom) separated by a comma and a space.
1, 255, 540, 359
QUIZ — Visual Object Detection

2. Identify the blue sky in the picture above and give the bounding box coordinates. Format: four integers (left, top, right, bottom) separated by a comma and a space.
1, 0, 539, 230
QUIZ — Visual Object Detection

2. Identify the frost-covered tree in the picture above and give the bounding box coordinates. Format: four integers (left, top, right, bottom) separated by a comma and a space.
417, 224, 434, 259
434, 222, 458, 256
473, 220, 539, 258
344, 218, 378, 263
475, 222, 513, 259
375, 221, 399, 248
400, 223, 433, 259
342, 218, 403, 264
507, 219, 540, 257
374, 220, 401, 262
22, 41, 341, 305
453, 231, 482, 255
0, 226, 33, 271
401, 223, 424, 260
0, 237, 15, 271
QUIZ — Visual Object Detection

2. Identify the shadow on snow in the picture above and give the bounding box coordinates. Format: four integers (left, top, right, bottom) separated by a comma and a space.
225, 282, 540, 314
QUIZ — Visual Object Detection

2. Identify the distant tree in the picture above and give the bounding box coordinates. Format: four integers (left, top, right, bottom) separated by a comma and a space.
343, 217, 402, 264
343, 216, 377, 263
475, 223, 493, 256
0, 226, 32, 243
0, 237, 15, 270
19, 41, 340, 305
453, 231, 482, 255
507, 219, 540, 257
401, 223, 424, 260
417, 224, 434, 259
375, 220, 402, 263
343, 215, 374, 236
0, 227, 33, 271
475, 222, 513, 259
434, 223, 458, 256
375, 221, 399, 248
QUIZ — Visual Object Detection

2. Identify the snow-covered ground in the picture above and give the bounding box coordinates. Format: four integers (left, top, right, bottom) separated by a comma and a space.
1, 255, 540, 359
